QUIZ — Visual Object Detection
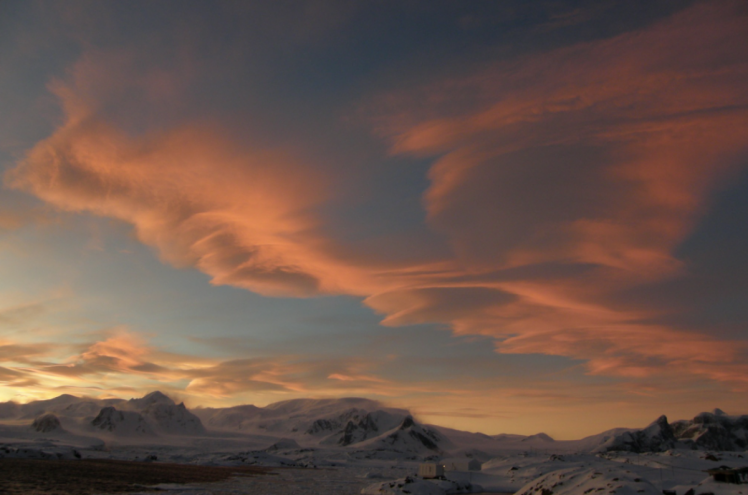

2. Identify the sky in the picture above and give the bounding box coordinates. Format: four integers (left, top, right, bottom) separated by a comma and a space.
0, 0, 747, 440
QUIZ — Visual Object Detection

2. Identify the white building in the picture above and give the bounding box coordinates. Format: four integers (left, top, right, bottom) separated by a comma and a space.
442, 458, 482, 472
418, 462, 445, 479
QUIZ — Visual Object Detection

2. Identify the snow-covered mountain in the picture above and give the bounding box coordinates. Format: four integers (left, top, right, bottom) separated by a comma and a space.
0, 394, 123, 422
91, 406, 156, 437
522, 433, 554, 443
352, 415, 449, 455
588, 415, 676, 453
0, 391, 205, 440
196, 397, 407, 438
1, 392, 745, 459
670, 409, 748, 451
0, 401, 20, 419
31, 413, 64, 433
123, 391, 206, 436
194, 397, 446, 453
197, 398, 392, 438
582, 409, 748, 453
195, 404, 262, 431
16, 394, 100, 419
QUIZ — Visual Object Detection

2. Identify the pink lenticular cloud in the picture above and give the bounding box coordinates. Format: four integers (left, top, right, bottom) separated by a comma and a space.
367, 0, 748, 382
7, 0, 748, 394
385, 0, 748, 275
6, 53, 378, 298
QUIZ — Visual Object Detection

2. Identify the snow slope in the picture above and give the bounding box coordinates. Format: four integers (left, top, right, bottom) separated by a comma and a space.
194, 397, 446, 454
353, 415, 449, 455
514, 464, 662, 495
195, 397, 408, 440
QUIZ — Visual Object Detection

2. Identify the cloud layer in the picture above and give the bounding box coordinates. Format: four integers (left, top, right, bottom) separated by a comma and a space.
7, 51, 360, 297
367, 0, 748, 383
6, 0, 748, 400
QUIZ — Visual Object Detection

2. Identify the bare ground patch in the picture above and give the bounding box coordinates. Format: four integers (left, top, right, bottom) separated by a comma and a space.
0, 458, 270, 495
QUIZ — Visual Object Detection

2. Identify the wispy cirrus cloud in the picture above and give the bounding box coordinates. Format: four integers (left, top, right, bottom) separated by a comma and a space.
363, 0, 748, 384
5, 50, 356, 298
5, 0, 748, 395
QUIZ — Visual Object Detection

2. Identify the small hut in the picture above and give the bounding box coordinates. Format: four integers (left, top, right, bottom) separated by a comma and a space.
442, 458, 482, 472
706, 466, 748, 484
418, 462, 445, 479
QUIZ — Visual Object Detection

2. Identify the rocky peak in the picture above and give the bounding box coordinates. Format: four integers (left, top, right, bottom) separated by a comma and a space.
129, 391, 175, 409
339, 412, 381, 446
91, 406, 155, 436
399, 415, 415, 430
32, 413, 62, 433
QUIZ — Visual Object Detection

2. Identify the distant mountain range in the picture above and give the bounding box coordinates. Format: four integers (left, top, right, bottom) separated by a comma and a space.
194, 397, 447, 455
0, 392, 745, 456
0, 391, 204, 438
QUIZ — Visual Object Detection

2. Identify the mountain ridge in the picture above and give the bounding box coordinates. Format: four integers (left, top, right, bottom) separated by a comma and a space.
1, 392, 745, 455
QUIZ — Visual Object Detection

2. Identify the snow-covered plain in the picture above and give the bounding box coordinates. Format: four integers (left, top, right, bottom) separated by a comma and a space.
0, 392, 746, 495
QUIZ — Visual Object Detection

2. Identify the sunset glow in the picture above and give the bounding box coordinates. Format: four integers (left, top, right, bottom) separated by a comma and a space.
0, 0, 747, 440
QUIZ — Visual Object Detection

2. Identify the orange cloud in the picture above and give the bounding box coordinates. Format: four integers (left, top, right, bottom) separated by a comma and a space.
365, 0, 748, 383
384, 1, 748, 276
8, 121, 327, 296
7, 1, 748, 393
6, 50, 383, 298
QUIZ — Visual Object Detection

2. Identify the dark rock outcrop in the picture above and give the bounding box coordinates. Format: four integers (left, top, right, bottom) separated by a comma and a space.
126, 392, 206, 435
601, 409, 748, 452
366, 415, 444, 453
306, 408, 363, 437
603, 415, 676, 453
340, 413, 381, 446
31, 413, 63, 433
91, 406, 154, 436
671, 410, 748, 451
